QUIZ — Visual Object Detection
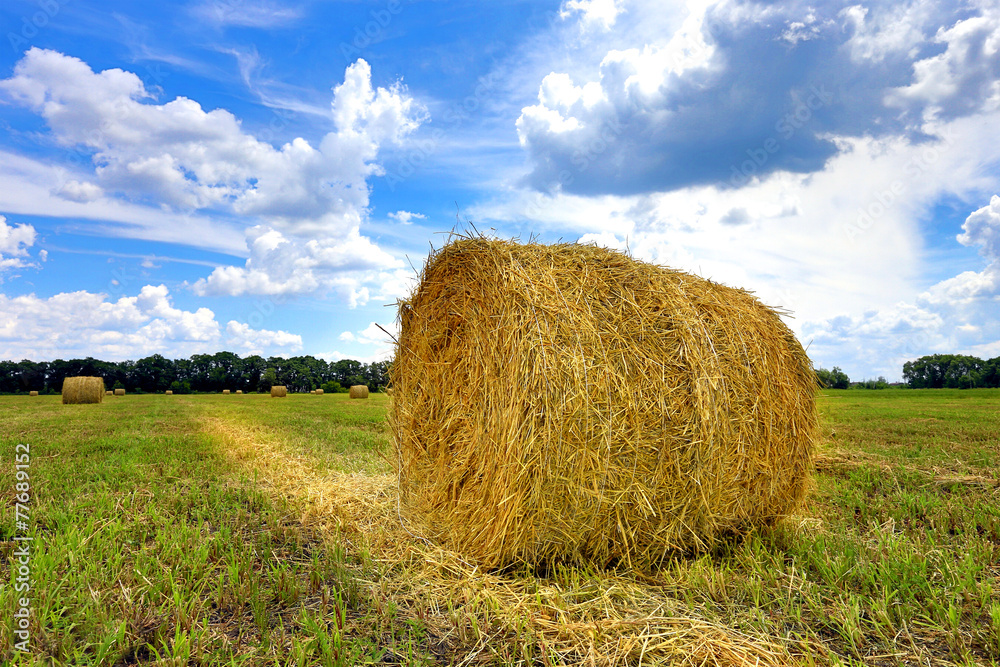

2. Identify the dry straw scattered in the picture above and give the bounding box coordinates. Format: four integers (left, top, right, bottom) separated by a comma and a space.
62, 377, 105, 404
114, 388, 125, 397
349, 385, 369, 399
270, 385, 287, 398
391, 237, 817, 570
208, 412, 799, 667
29, 391, 38, 397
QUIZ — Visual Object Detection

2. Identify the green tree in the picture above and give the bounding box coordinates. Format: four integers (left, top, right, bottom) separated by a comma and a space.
242, 355, 267, 392
904, 354, 985, 388
261, 367, 278, 391
168, 380, 192, 394
133, 354, 176, 393
816, 366, 850, 389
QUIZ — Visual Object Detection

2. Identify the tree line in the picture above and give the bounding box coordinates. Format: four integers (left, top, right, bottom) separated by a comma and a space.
817, 354, 1000, 389
0, 352, 389, 395
902, 354, 1000, 389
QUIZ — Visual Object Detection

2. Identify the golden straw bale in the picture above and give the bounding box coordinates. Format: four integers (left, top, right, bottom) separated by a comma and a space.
315, 389, 324, 395
106, 390, 113, 396
236, 390, 243, 394
223, 389, 231, 395
29, 391, 38, 397
165, 390, 173, 395
310, 390, 316, 394
114, 388, 125, 396
270, 385, 287, 398
62, 377, 105, 404
349, 385, 369, 399
390, 237, 817, 569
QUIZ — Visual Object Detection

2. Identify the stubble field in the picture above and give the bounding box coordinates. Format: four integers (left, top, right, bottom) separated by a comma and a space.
1, 389, 998, 665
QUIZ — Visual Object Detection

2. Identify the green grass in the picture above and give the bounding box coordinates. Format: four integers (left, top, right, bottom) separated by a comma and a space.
0, 393, 426, 665
1, 389, 998, 665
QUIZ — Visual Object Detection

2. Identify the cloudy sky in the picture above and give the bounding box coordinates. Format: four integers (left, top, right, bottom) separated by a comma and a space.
1, 0, 999, 380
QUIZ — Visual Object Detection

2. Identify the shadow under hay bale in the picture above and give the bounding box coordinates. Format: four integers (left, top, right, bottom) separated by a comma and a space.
270, 385, 287, 398
390, 237, 817, 570
63, 377, 105, 405
349, 385, 369, 399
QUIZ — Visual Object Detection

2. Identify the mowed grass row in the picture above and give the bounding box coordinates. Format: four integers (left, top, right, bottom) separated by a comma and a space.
1, 389, 999, 665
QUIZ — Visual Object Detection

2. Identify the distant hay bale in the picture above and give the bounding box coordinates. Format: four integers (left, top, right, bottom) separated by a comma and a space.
236, 390, 243, 394
106, 391, 113, 396
315, 389, 324, 395
310, 390, 316, 394
223, 389, 231, 395
165, 390, 173, 395
270, 385, 287, 398
29, 391, 38, 397
349, 385, 369, 399
62, 377, 105, 405
390, 238, 817, 569
114, 388, 125, 396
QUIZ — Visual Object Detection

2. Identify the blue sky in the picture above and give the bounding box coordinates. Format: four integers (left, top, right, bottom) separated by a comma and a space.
1, 0, 999, 381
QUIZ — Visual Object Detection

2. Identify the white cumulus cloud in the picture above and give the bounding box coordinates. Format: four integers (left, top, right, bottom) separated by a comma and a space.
560, 0, 624, 31
0, 215, 37, 274
0, 284, 301, 360
0, 49, 427, 303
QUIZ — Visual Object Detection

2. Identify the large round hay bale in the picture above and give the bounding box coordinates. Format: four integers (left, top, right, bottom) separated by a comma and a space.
114, 388, 125, 396
62, 377, 105, 404
236, 390, 243, 394
391, 238, 817, 569
315, 389, 324, 395
349, 385, 369, 399
165, 390, 173, 395
106, 390, 113, 396
29, 391, 38, 397
223, 389, 231, 395
270, 385, 287, 398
